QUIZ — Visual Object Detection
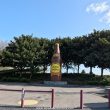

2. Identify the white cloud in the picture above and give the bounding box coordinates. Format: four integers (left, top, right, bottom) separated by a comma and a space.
100, 10, 110, 23
86, 2, 109, 14
86, 1, 110, 25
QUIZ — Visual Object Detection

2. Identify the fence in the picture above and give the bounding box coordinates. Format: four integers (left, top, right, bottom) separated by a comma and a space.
0, 88, 110, 109
79, 90, 110, 109
0, 88, 54, 108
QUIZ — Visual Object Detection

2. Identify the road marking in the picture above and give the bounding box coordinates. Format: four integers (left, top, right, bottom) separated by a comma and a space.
18, 99, 38, 106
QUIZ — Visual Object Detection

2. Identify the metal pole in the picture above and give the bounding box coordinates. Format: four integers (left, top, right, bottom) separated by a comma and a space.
108, 90, 110, 108
51, 89, 54, 108
21, 88, 25, 108
80, 90, 83, 109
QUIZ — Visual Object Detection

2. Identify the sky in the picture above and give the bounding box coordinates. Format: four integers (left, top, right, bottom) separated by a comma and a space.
0, 0, 110, 41
0, 0, 110, 74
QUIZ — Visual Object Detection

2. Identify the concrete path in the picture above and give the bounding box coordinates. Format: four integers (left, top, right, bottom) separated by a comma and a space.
0, 82, 109, 110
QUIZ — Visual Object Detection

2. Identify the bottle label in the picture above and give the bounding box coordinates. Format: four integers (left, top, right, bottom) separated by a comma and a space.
51, 63, 60, 74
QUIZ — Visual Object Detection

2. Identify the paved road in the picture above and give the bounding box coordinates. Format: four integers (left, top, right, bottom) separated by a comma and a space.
0, 106, 109, 110
0, 82, 109, 110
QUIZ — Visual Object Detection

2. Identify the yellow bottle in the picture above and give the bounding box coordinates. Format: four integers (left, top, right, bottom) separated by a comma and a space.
51, 43, 62, 81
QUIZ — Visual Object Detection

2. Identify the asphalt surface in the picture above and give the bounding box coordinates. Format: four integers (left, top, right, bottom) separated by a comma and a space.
0, 82, 109, 110
0, 106, 109, 110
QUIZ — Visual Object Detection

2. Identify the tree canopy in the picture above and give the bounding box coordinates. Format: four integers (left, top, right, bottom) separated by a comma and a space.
1, 30, 110, 77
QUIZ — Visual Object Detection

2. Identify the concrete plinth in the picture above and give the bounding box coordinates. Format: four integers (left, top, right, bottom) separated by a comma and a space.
44, 81, 67, 86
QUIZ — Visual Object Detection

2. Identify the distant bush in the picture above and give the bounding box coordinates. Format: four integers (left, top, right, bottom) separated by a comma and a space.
1, 77, 30, 82
62, 73, 95, 81
19, 78, 30, 82
88, 81, 100, 85
81, 70, 86, 74
1, 77, 20, 82
0, 71, 110, 85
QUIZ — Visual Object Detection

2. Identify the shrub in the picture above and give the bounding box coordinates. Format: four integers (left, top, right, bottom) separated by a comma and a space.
81, 70, 86, 74
19, 78, 30, 82
1, 77, 19, 82
0, 77, 30, 82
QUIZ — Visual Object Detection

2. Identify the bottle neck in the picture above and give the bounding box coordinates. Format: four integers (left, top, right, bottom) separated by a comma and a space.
54, 43, 60, 54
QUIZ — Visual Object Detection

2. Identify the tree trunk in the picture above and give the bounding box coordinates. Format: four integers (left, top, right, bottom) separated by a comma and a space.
20, 67, 22, 77
30, 73, 32, 79
43, 65, 47, 74
66, 66, 68, 74
78, 64, 80, 74
90, 67, 93, 74
101, 68, 104, 77
72, 66, 75, 73
66, 65, 69, 74
30, 65, 34, 79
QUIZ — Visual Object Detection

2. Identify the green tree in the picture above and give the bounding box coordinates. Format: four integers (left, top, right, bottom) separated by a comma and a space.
2, 35, 41, 78
60, 37, 72, 73
83, 32, 99, 74
97, 38, 110, 76
85, 30, 110, 76
38, 38, 51, 74
71, 37, 85, 74
0, 50, 2, 66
